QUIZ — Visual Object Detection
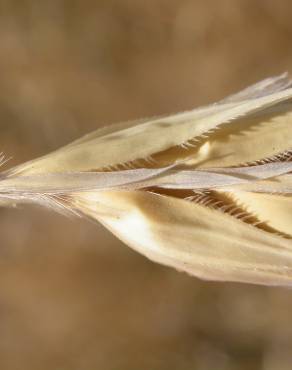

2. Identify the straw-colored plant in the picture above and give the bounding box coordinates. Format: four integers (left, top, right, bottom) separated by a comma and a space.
1, 74, 292, 286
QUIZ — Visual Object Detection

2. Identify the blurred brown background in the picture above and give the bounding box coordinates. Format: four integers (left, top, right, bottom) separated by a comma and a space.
0, 1, 292, 369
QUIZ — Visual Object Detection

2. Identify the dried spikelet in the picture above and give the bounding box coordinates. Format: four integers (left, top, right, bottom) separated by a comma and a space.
1, 73, 292, 286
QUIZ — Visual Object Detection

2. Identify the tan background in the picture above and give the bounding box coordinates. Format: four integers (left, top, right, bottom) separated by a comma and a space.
0, 1, 292, 369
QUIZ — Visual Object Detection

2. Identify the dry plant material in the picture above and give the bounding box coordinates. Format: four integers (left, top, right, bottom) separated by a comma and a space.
1, 74, 292, 286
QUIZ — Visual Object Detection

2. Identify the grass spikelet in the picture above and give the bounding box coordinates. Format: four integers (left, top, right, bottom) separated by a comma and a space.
1, 73, 292, 286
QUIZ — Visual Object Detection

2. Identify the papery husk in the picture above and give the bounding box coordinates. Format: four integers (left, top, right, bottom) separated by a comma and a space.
8, 77, 292, 175
226, 174, 292, 194
190, 105, 292, 168
2, 162, 292, 196
221, 190, 292, 236
71, 190, 292, 287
